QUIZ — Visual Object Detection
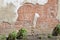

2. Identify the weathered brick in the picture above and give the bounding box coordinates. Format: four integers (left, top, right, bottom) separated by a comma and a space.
0, 0, 59, 35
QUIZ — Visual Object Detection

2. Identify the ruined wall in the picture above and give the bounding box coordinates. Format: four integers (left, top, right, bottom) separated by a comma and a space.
0, 0, 59, 35
18, 0, 58, 34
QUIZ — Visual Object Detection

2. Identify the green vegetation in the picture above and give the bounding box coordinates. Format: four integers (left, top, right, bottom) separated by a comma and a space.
16, 28, 27, 39
0, 35, 6, 40
48, 34, 53, 38
7, 31, 17, 40
5, 28, 27, 40
52, 24, 60, 36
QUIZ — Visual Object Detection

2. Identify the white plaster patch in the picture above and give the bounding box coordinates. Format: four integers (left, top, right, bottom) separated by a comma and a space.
4, 0, 24, 12
33, 13, 40, 27
23, 0, 48, 5
0, 2, 18, 24
56, 0, 60, 21
0, 0, 25, 24
37, 0, 48, 5
0, 0, 20, 24
0, 0, 5, 7
23, 0, 37, 4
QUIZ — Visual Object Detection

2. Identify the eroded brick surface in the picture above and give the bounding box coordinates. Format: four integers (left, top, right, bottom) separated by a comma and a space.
0, 0, 59, 35
17, 0, 58, 34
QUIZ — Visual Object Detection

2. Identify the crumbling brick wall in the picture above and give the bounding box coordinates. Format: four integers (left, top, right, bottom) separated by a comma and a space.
17, 0, 58, 34
0, 0, 59, 35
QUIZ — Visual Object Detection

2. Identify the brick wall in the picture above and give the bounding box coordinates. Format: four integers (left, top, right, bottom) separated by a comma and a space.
0, 0, 59, 35
17, 0, 58, 34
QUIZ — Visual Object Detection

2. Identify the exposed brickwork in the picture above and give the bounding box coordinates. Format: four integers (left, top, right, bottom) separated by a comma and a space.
0, 0, 59, 35
17, 0, 58, 34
